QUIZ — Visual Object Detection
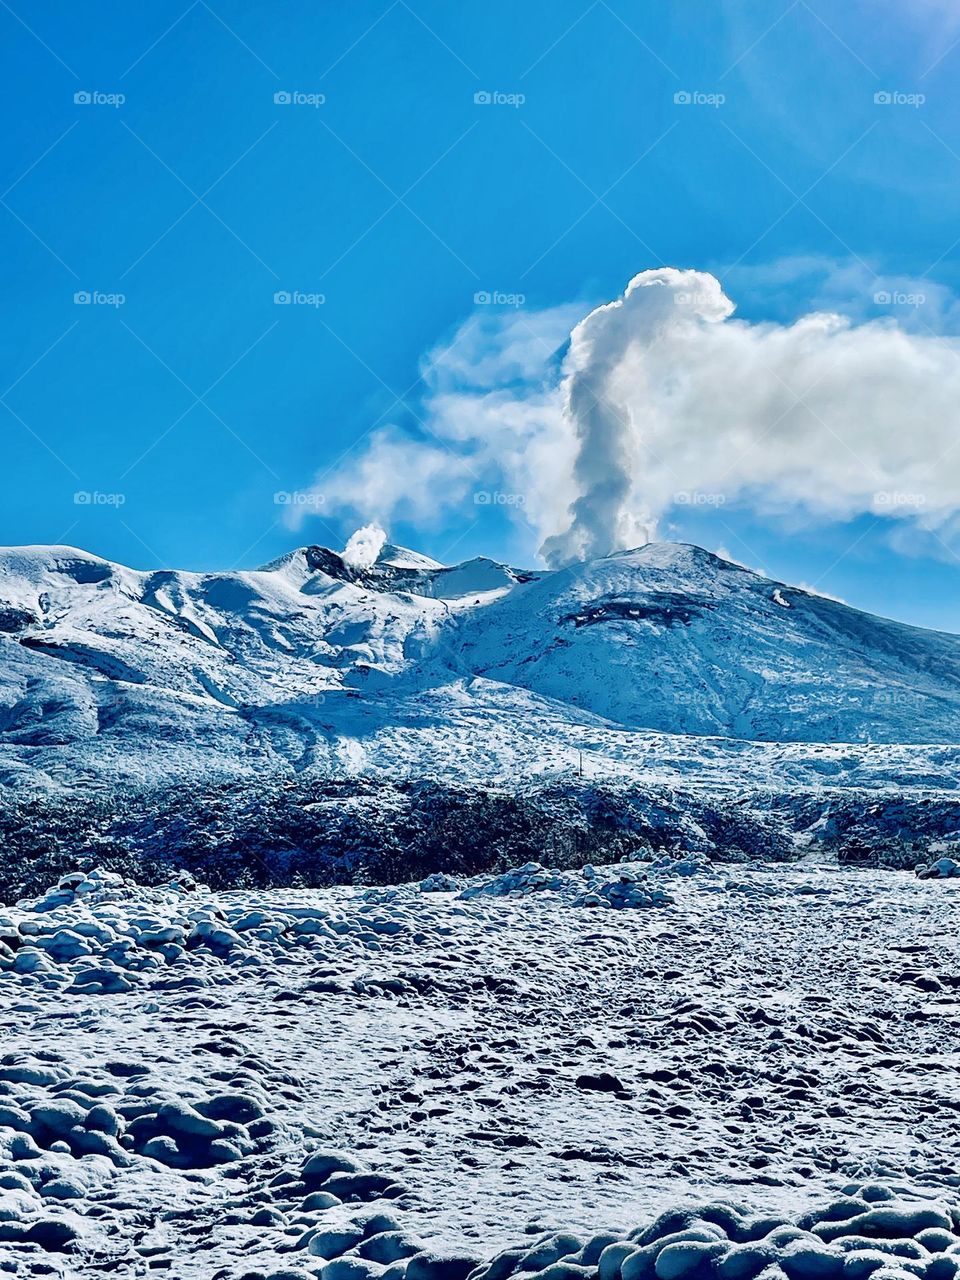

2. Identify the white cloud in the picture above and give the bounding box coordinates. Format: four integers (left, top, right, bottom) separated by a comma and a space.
723, 255, 960, 332
715, 546, 766, 576
797, 582, 849, 605
297, 303, 581, 542
299, 267, 960, 567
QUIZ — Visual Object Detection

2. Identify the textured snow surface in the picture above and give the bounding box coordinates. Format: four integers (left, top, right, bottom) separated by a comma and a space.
2, 862, 960, 1277
4, 540, 960, 793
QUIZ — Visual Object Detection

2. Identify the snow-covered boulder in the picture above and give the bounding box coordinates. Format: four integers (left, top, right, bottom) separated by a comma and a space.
647, 851, 711, 877
915, 856, 960, 879
419, 873, 459, 893
459, 863, 570, 899
574, 867, 672, 909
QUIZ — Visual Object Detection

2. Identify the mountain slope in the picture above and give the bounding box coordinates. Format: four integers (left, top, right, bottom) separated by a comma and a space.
1, 539, 959, 792
448, 544, 960, 742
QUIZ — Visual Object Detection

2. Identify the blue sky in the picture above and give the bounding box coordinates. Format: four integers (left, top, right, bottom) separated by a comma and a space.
4, 1, 960, 628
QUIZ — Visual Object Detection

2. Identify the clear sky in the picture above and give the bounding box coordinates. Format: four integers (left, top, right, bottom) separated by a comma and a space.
4, 1, 960, 629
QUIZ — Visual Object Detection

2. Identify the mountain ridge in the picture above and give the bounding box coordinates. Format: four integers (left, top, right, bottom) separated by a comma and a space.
1, 538, 959, 793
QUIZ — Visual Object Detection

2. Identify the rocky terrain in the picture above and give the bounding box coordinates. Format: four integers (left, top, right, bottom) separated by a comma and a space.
2, 858, 959, 1278
4, 539, 960, 1278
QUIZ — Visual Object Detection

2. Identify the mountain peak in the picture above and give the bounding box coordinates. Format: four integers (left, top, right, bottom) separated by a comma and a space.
3, 537, 960, 798
258, 543, 534, 601
377, 543, 444, 570
604, 541, 755, 575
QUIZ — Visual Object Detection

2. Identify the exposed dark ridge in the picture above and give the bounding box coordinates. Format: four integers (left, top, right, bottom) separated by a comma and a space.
49, 557, 114, 585
18, 637, 148, 684
0, 602, 40, 632
564, 593, 715, 629
301, 546, 538, 597
0, 773, 953, 903
302, 546, 363, 583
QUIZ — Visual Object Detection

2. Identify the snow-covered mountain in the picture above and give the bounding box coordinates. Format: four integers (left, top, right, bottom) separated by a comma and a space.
2, 538, 960, 791
450, 543, 960, 742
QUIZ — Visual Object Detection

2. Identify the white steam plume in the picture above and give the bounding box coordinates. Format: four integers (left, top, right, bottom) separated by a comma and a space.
342, 523, 387, 569
297, 266, 960, 566
540, 269, 733, 566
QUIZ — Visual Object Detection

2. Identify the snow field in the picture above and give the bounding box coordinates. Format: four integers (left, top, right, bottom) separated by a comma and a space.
1, 860, 960, 1277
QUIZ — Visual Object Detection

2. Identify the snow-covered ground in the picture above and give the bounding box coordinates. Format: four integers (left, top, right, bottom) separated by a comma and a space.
3, 859, 960, 1277
4, 539, 960, 1276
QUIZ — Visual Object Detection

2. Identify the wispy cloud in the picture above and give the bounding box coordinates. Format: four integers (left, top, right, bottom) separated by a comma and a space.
295, 265, 960, 565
